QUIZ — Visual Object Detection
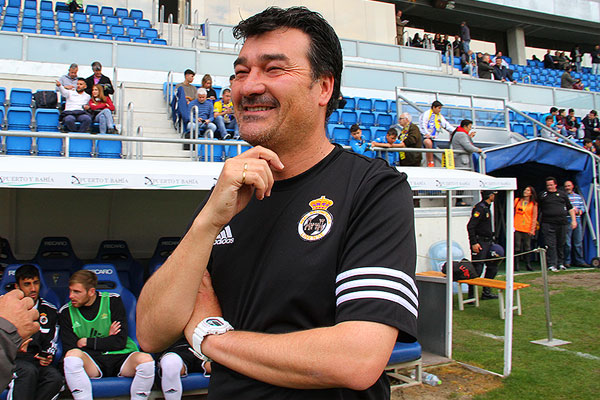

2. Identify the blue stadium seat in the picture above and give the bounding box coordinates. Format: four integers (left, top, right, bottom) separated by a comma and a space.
5, 136, 32, 156
342, 96, 355, 110
34, 236, 82, 302
97, 33, 113, 41
388, 100, 397, 114
359, 111, 375, 128
69, 136, 93, 157
1, 15, 18, 30
96, 136, 122, 158
73, 12, 87, 23
35, 108, 60, 131
40, 18, 55, 30
93, 23, 108, 35
21, 17, 37, 29
0, 238, 18, 266
331, 126, 350, 145
41, 28, 56, 35
328, 110, 341, 125
23, 8, 36, 18
40, 9, 53, 19
115, 7, 128, 19
100, 6, 114, 17
356, 97, 372, 111
129, 9, 143, 20
136, 19, 151, 29
59, 30, 76, 37
512, 123, 525, 134
37, 136, 63, 156
110, 25, 125, 35
94, 240, 143, 295
148, 237, 180, 275
75, 22, 90, 33
0, 264, 62, 308
58, 20, 73, 32
85, 4, 99, 15
375, 112, 393, 127
127, 26, 141, 38
121, 17, 135, 28
56, 10, 71, 21
341, 110, 358, 127
525, 124, 534, 136
115, 35, 130, 42
105, 15, 119, 26
54, 1, 67, 11
373, 99, 388, 113
152, 38, 167, 45
0, 87, 5, 105
4, 6, 19, 17
7, 106, 32, 128
89, 14, 103, 25
78, 32, 94, 39
133, 37, 149, 44
0, 106, 5, 125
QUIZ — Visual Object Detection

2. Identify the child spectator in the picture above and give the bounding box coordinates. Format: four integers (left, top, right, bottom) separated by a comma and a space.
88, 84, 117, 134
371, 128, 403, 166
542, 115, 559, 141
583, 138, 595, 153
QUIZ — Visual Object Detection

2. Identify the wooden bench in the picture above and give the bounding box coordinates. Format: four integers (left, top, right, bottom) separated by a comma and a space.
457, 278, 531, 319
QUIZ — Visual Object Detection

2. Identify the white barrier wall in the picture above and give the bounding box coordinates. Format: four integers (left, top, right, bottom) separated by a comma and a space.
475, 0, 600, 23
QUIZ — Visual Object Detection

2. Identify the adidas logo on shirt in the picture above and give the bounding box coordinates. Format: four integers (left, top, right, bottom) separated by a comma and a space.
214, 225, 235, 245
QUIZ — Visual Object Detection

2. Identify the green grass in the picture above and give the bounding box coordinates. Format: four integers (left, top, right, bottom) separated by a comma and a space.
452, 269, 600, 400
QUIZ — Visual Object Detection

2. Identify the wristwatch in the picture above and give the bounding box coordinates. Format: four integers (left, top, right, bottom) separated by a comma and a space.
191, 317, 233, 362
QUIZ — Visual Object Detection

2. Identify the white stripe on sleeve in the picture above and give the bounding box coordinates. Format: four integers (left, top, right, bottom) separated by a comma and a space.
336, 290, 418, 318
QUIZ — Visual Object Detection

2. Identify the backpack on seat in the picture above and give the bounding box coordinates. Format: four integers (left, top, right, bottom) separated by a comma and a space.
34, 91, 58, 109
442, 258, 478, 281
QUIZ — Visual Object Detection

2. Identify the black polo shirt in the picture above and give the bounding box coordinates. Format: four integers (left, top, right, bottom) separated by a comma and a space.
539, 190, 572, 225
196, 145, 417, 399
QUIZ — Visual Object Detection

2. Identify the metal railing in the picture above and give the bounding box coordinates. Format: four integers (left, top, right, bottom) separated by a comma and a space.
179, 24, 184, 47
166, 71, 174, 119
444, 44, 453, 75
117, 82, 125, 126
167, 14, 173, 46
159, 5, 164, 37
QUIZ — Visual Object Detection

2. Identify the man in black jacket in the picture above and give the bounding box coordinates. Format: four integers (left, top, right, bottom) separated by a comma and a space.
84, 61, 114, 96
478, 53, 494, 80
582, 110, 600, 140
7, 264, 62, 400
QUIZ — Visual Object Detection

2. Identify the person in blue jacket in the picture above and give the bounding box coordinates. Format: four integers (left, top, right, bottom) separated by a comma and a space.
371, 128, 402, 166
349, 124, 373, 156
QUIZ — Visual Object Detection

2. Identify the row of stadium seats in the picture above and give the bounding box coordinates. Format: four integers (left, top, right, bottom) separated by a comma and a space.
340, 96, 397, 114
0, 0, 144, 20
0, 236, 181, 301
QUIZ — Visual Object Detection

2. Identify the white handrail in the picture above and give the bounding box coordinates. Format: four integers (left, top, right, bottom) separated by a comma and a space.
159, 5, 164, 36
179, 24, 184, 47
136, 126, 143, 160
166, 70, 173, 119
126, 102, 134, 158
167, 14, 173, 46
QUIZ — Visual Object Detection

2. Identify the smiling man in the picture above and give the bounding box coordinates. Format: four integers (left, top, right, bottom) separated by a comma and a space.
137, 7, 417, 399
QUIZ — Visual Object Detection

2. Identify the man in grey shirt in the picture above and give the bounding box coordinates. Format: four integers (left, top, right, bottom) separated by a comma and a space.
57, 63, 79, 92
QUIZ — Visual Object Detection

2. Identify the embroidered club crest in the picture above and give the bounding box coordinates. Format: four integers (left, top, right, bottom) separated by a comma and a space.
39, 313, 48, 325
298, 196, 334, 241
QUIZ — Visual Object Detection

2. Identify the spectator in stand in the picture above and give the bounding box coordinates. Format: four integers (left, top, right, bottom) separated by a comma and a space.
541, 107, 559, 124
539, 177, 577, 272
513, 186, 537, 271
561, 66, 577, 89
531, 54, 541, 63
201, 74, 217, 101
411, 33, 423, 48
175, 69, 197, 103
582, 110, 600, 140
6, 265, 63, 400
477, 53, 494, 80
56, 78, 92, 133
572, 78, 584, 90
390, 113, 423, 166
543, 49, 559, 69
563, 180, 589, 268
452, 35, 463, 57
571, 45, 583, 73
459, 21, 470, 53
336, 94, 347, 110
84, 61, 114, 96
419, 100, 454, 167
371, 128, 402, 166
558, 109, 577, 137
60, 270, 155, 399
88, 84, 117, 134
57, 63, 79, 91
67, 0, 83, 13
450, 119, 482, 170
592, 45, 600, 75
224, 74, 235, 91
491, 52, 509, 68
542, 115, 560, 141
395, 10, 408, 46
441, 35, 450, 52
492, 57, 516, 83
583, 138, 595, 153
566, 109, 581, 134
422, 34, 432, 49
556, 51, 569, 70
186, 88, 217, 149
213, 88, 237, 140
461, 50, 477, 76
433, 33, 444, 51
349, 124, 371, 156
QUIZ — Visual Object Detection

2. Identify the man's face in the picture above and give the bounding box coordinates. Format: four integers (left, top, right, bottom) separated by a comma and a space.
564, 181, 574, 193
16, 277, 40, 304
222, 91, 231, 104
232, 28, 330, 148
545, 119, 553, 126
399, 116, 409, 127
93, 68, 102, 78
185, 73, 195, 84
68, 67, 78, 79
386, 133, 397, 144
76, 80, 86, 93
546, 180, 557, 192
69, 283, 94, 308
495, 58, 502, 67
590, 113, 597, 120
351, 129, 362, 140
197, 93, 207, 103
432, 105, 442, 115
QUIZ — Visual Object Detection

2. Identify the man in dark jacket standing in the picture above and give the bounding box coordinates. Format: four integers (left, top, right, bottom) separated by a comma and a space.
84, 61, 114, 96
478, 53, 494, 80
591, 44, 600, 76
390, 113, 423, 166
582, 110, 600, 140
459, 21, 470, 54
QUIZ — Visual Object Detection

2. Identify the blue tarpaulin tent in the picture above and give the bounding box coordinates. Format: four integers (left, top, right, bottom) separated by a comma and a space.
477, 138, 598, 263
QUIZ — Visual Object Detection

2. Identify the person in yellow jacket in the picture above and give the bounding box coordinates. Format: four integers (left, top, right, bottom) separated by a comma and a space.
514, 186, 538, 271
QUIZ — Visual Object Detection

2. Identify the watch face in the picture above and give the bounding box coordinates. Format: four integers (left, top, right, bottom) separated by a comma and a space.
205, 318, 225, 327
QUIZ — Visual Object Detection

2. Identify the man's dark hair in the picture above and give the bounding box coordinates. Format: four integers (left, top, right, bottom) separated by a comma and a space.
558, 108, 565, 114
431, 100, 443, 108
15, 264, 40, 284
222, 88, 231, 95
550, 107, 558, 113
569, 108, 575, 113
350, 124, 360, 133
545, 115, 554, 122
546, 176, 557, 184
460, 119, 473, 128
184, 69, 195, 76
91, 61, 102, 71
591, 110, 598, 116
229, 74, 235, 80
232, 6, 342, 120
387, 128, 398, 137
584, 138, 592, 145
77, 77, 86, 83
